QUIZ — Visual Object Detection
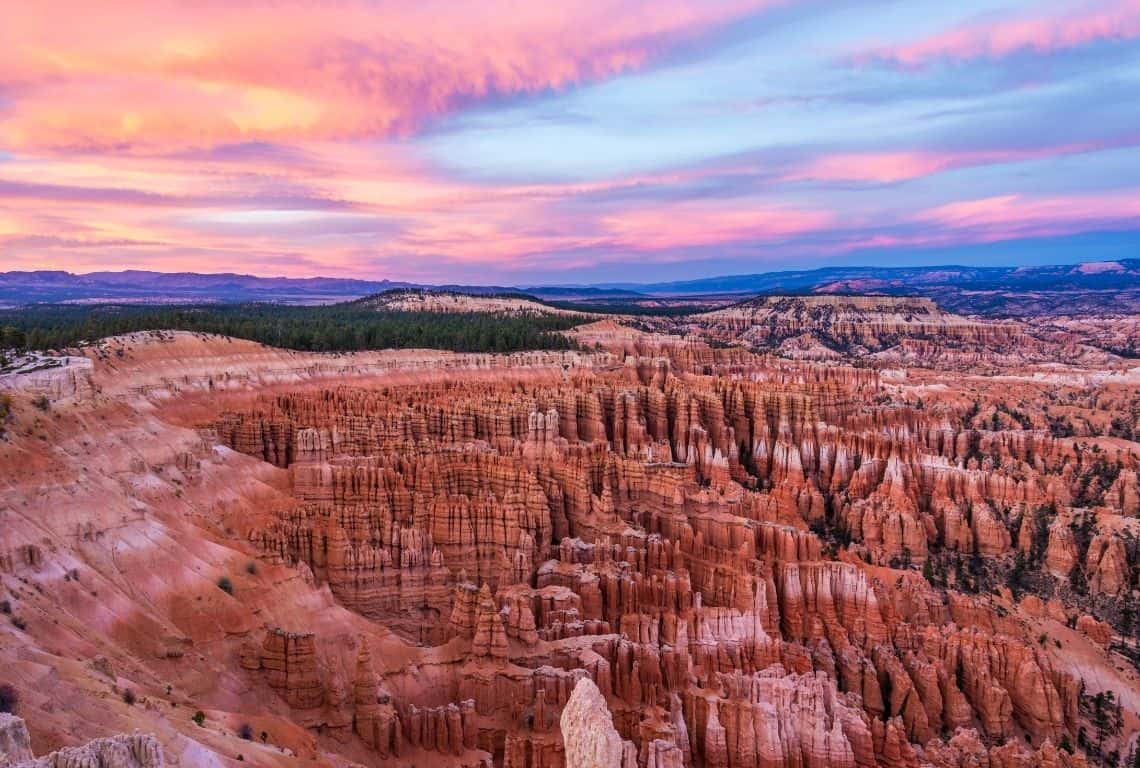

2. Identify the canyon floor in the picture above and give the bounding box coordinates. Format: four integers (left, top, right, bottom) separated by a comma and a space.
3, 297, 1140, 768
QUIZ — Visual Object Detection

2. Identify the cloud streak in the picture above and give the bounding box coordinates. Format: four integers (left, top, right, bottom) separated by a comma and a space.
856, 0, 1140, 68
916, 191, 1140, 237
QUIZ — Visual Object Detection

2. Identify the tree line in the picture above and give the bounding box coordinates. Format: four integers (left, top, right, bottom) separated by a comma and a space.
0, 301, 582, 354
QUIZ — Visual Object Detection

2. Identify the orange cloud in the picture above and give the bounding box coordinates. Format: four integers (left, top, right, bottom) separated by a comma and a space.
0, 0, 775, 151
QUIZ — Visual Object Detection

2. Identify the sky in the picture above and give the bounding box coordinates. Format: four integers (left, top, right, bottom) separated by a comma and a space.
1, 0, 1139, 285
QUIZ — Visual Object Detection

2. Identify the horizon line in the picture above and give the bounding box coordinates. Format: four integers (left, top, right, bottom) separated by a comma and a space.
2, 255, 1135, 291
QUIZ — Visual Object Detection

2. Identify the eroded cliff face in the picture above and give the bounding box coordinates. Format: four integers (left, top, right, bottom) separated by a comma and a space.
688, 296, 1032, 361
366, 290, 591, 318
0, 714, 163, 768
1, 329, 1138, 768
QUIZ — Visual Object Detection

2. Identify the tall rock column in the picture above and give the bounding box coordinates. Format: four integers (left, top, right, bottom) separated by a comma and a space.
560, 677, 638, 768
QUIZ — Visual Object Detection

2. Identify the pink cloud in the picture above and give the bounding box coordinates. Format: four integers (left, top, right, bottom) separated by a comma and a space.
601, 203, 834, 251
0, 0, 777, 151
788, 152, 962, 183
786, 140, 1134, 184
916, 191, 1140, 238
858, 0, 1140, 67
0, 130, 840, 277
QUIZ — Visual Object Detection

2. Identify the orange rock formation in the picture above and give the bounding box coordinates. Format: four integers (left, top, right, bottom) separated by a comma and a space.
0, 323, 1137, 768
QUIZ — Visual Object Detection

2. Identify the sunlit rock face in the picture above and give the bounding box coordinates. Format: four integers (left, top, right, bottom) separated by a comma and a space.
1, 324, 1137, 767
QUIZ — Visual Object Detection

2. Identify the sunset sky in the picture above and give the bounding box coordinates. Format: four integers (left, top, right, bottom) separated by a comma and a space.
2, 0, 1139, 284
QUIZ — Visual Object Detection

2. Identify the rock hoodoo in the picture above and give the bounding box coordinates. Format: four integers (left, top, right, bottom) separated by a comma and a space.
0, 322, 1136, 768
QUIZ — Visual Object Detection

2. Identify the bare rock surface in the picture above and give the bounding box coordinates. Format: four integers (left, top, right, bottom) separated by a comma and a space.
0, 715, 162, 768
560, 678, 634, 768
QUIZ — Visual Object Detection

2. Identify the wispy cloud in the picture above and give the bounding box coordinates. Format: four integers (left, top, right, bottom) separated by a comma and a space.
916, 191, 1140, 238
854, 0, 1140, 68
785, 138, 1140, 183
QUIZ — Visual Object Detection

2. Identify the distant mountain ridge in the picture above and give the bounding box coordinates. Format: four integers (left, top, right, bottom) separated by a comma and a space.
0, 270, 405, 305
0, 269, 645, 306
594, 260, 1140, 316
0, 270, 543, 306
4, 260, 1140, 315
621, 259, 1140, 295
